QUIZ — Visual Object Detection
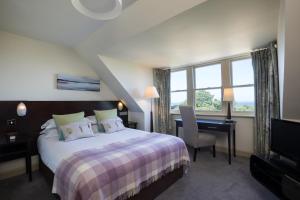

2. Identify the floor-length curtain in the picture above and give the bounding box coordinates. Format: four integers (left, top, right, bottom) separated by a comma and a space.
251, 41, 280, 155
153, 68, 171, 133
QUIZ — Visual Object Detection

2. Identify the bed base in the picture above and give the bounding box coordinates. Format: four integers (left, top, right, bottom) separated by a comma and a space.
39, 156, 184, 200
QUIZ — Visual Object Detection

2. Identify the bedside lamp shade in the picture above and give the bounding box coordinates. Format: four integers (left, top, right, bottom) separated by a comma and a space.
144, 86, 159, 99
117, 101, 124, 111
17, 102, 27, 116
223, 88, 234, 102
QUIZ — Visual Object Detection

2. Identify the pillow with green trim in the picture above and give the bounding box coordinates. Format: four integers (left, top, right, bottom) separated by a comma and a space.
94, 109, 117, 132
53, 112, 85, 141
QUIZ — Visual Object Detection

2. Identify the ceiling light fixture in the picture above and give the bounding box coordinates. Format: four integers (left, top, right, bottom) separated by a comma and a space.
71, 0, 122, 20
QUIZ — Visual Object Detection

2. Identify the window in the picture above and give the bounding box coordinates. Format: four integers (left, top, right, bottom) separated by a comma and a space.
170, 70, 187, 110
194, 64, 222, 111
231, 58, 255, 112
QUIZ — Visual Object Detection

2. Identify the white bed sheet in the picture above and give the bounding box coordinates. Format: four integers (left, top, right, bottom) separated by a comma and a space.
37, 128, 150, 172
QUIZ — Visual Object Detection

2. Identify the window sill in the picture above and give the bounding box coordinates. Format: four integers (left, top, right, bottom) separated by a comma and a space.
170, 111, 255, 118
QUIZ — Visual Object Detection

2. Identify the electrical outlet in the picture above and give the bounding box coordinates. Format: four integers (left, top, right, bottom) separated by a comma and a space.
7, 119, 16, 127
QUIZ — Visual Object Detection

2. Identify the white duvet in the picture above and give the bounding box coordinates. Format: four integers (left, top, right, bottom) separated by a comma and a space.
37, 128, 150, 172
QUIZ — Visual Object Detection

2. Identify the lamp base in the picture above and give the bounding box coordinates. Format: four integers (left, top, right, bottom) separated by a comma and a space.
225, 102, 232, 122
225, 119, 234, 123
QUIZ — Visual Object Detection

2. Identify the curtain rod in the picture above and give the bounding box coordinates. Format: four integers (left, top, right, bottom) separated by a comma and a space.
252, 43, 277, 52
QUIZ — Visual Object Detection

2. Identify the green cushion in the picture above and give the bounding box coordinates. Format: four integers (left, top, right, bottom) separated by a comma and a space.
94, 109, 117, 121
94, 109, 117, 132
53, 112, 85, 140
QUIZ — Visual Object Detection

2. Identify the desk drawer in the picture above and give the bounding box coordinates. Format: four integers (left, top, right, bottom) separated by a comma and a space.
198, 124, 230, 132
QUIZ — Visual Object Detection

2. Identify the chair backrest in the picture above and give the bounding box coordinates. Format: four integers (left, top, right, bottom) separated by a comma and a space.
179, 106, 198, 147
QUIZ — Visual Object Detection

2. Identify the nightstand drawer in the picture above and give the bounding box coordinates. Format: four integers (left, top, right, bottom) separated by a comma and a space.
0, 143, 27, 154
198, 124, 230, 132
127, 121, 138, 129
0, 150, 27, 162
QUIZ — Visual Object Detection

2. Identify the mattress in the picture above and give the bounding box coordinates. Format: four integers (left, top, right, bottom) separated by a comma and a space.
37, 128, 150, 172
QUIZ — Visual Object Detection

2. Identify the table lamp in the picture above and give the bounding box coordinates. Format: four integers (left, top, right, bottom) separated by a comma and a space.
223, 88, 234, 122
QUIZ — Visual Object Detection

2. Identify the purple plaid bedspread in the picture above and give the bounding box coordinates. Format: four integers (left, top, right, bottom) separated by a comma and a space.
52, 133, 190, 200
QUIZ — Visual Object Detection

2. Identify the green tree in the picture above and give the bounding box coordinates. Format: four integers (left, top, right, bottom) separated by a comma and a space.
195, 90, 221, 111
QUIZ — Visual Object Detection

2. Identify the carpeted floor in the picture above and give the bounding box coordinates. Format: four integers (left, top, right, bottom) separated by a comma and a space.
0, 149, 279, 200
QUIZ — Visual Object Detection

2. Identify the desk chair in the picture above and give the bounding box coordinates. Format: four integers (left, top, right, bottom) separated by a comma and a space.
179, 106, 216, 162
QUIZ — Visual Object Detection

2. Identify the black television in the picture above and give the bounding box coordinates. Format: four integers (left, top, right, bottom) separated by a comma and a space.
271, 119, 300, 165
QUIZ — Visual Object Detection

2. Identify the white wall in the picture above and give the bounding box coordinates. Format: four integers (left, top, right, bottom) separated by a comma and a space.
0, 31, 116, 101
0, 31, 117, 180
99, 55, 152, 131
171, 115, 254, 155
277, 0, 300, 120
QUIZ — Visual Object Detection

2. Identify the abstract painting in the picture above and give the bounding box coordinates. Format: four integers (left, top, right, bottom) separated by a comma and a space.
57, 74, 100, 92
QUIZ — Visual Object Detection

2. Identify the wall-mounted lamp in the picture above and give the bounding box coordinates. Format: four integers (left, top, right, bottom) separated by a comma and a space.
117, 101, 124, 111
17, 102, 27, 117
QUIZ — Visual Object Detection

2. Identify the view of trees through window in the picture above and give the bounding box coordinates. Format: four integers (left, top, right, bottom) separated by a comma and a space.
195, 64, 222, 111
195, 90, 222, 111
170, 57, 255, 113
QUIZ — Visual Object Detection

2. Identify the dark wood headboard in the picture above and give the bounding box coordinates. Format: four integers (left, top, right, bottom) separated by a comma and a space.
0, 101, 128, 153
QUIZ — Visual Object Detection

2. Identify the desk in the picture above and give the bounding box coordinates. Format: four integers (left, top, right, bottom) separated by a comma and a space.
175, 119, 236, 164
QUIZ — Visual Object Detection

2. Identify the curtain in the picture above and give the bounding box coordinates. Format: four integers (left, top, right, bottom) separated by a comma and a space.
251, 41, 280, 156
153, 68, 171, 133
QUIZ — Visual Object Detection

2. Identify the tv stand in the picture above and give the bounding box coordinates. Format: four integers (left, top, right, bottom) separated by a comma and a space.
250, 155, 300, 200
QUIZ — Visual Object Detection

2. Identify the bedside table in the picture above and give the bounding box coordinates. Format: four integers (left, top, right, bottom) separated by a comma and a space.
0, 133, 32, 181
127, 121, 138, 129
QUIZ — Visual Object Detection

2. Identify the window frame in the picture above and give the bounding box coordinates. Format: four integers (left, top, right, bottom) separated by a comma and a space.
169, 53, 255, 117
170, 69, 188, 111
193, 63, 223, 112
229, 57, 255, 114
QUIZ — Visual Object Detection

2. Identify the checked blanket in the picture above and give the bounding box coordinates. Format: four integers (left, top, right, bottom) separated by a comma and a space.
52, 133, 190, 200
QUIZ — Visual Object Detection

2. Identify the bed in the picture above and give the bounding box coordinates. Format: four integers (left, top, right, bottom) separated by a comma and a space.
2, 101, 190, 200
38, 127, 189, 200
0, 101, 190, 200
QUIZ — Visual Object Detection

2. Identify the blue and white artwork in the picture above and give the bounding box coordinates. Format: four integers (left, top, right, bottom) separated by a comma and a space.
57, 74, 100, 92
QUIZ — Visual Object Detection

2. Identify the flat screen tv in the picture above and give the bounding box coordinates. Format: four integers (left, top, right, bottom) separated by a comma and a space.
271, 119, 300, 164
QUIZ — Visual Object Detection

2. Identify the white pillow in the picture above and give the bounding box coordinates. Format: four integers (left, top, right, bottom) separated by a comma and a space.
40, 128, 59, 138
41, 117, 93, 130
91, 124, 99, 133
60, 121, 94, 142
41, 119, 56, 130
86, 115, 97, 125
101, 117, 125, 133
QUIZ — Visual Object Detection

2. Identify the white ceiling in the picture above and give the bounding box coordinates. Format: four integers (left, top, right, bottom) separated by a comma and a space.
0, 0, 137, 46
101, 0, 280, 68
0, 0, 280, 68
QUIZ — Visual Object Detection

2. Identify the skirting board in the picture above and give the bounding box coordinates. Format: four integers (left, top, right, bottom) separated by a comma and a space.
0, 155, 39, 180
215, 146, 252, 158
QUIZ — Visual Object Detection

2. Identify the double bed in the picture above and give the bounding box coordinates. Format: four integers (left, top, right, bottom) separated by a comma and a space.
38, 128, 189, 200
16, 101, 191, 200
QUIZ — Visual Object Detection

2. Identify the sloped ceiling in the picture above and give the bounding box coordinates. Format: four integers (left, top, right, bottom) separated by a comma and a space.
0, 0, 137, 47
100, 0, 280, 68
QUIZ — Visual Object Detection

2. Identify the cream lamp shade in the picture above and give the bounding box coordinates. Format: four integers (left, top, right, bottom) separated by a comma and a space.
223, 88, 234, 102
144, 86, 159, 99
17, 102, 27, 116
117, 101, 124, 111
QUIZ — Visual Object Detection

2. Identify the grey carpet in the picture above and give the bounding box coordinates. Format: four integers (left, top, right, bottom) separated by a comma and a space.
0, 149, 278, 200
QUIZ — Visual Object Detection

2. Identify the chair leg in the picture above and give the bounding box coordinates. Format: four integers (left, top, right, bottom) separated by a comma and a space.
193, 148, 198, 162
212, 145, 216, 158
